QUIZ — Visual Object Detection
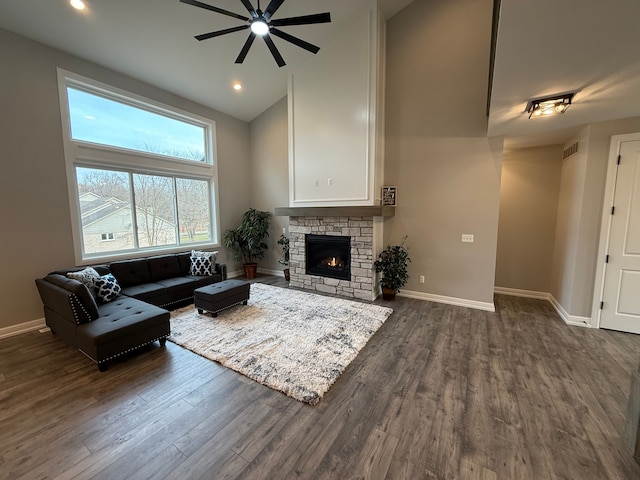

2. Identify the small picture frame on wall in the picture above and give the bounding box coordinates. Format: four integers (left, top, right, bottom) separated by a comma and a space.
382, 186, 397, 206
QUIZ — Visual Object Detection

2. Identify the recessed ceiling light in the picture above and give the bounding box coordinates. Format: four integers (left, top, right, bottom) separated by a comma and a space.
70, 0, 86, 10
232, 82, 242, 91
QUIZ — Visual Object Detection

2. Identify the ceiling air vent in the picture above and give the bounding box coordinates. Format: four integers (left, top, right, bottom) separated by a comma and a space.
563, 141, 579, 160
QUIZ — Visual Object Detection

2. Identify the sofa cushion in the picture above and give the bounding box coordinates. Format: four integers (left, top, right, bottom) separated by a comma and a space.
94, 273, 122, 303
83, 297, 170, 347
119, 282, 168, 306
177, 253, 192, 275
44, 274, 99, 322
110, 259, 152, 287
66, 267, 100, 297
187, 273, 224, 288
148, 255, 182, 282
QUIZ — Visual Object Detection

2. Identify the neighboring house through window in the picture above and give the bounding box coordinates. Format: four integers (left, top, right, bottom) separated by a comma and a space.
57, 69, 220, 262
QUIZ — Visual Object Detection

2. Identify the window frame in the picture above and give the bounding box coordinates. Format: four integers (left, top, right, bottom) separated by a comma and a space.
58, 69, 221, 264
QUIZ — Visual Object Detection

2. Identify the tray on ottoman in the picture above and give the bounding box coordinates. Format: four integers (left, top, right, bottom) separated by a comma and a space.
194, 279, 250, 317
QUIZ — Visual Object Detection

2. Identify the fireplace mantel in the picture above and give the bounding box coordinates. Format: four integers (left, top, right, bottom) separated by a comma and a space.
274, 206, 395, 217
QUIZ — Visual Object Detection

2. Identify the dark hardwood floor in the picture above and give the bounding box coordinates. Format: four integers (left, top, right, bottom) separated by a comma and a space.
1, 275, 639, 479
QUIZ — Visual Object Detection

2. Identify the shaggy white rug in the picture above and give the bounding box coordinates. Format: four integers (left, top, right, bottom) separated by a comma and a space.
168, 283, 393, 405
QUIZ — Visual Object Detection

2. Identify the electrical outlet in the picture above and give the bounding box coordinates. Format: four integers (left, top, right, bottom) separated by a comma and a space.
461, 234, 474, 243
328, 177, 333, 186
314, 179, 319, 187
282, 227, 286, 234
419, 275, 425, 283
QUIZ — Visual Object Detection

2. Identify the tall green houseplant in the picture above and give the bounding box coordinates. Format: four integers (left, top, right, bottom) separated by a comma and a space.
223, 208, 272, 278
373, 236, 410, 300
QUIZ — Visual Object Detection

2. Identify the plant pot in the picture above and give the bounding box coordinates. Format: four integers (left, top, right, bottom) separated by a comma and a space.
243, 263, 258, 279
283, 268, 290, 282
382, 287, 397, 301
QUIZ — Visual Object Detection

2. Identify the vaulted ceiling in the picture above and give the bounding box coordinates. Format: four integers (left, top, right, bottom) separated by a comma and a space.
1, 0, 638, 148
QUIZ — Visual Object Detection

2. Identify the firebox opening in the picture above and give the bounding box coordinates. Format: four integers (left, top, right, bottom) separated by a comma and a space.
305, 234, 351, 281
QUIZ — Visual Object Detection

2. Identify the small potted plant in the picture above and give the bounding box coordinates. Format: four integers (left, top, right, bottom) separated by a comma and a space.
223, 208, 272, 279
373, 236, 410, 301
277, 233, 290, 281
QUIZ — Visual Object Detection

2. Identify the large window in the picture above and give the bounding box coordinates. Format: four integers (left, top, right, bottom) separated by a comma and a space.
58, 70, 219, 262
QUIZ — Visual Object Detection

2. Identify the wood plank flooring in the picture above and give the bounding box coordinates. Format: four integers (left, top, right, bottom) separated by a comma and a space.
1, 275, 639, 479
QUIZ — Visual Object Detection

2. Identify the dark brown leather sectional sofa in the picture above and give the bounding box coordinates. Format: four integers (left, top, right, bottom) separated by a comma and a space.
35, 252, 226, 371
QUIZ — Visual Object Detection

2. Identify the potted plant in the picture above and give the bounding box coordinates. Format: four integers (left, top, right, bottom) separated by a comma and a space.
223, 208, 272, 279
277, 233, 290, 281
373, 236, 411, 301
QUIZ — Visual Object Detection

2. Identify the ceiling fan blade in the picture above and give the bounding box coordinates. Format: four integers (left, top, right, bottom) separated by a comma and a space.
270, 28, 319, 54
195, 25, 249, 41
262, 34, 286, 67
180, 0, 249, 22
270, 12, 331, 27
239, 0, 258, 17
235, 32, 257, 63
263, 0, 285, 20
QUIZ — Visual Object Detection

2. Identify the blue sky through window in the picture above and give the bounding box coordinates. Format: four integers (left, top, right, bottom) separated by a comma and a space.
67, 87, 207, 162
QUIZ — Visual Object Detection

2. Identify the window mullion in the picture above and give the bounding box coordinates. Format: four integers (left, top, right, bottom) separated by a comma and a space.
172, 177, 181, 246
129, 171, 140, 250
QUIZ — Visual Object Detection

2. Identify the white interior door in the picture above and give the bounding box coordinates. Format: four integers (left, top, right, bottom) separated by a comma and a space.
600, 139, 640, 334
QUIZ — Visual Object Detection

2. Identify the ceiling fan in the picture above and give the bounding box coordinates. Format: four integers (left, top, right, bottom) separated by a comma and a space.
180, 0, 332, 67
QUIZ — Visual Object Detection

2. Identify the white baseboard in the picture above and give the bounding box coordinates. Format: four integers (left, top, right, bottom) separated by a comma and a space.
226, 269, 244, 278
257, 267, 286, 277
228, 268, 285, 278
398, 289, 496, 312
0, 318, 47, 340
494, 286, 592, 328
548, 295, 592, 328
494, 286, 551, 300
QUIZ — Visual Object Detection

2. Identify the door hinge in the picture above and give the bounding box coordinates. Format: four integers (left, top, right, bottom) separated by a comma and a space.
617, 154, 621, 165
611, 206, 615, 215
600, 301, 604, 309
605, 254, 609, 263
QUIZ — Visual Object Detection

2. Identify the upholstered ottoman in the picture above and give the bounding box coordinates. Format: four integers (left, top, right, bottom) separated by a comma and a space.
194, 279, 250, 317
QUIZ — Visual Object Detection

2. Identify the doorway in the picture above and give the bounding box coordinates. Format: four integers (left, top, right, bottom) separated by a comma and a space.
596, 134, 640, 334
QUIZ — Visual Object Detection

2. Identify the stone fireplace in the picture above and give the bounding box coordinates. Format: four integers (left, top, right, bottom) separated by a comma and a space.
275, 206, 394, 301
289, 216, 375, 300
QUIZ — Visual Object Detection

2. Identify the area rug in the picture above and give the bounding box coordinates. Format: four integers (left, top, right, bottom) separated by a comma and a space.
168, 283, 393, 405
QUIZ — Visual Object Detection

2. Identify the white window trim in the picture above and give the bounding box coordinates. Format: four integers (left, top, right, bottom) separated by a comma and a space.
57, 68, 221, 264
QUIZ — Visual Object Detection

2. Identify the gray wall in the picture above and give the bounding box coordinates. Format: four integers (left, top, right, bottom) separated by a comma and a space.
551, 116, 640, 318
384, 0, 502, 306
496, 145, 563, 293
248, 97, 290, 274
0, 28, 251, 331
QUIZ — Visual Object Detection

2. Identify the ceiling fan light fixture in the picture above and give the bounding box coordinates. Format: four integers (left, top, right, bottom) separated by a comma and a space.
250, 20, 269, 35
526, 92, 575, 119
70, 0, 86, 10
181, 0, 331, 67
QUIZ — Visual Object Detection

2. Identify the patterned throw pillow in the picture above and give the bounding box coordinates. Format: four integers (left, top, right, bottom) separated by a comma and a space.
94, 273, 122, 303
67, 267, 100, 297
190, 250, 217, 276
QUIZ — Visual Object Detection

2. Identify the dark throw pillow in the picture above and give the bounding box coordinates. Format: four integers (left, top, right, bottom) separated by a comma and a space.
94, 273, 122, 303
